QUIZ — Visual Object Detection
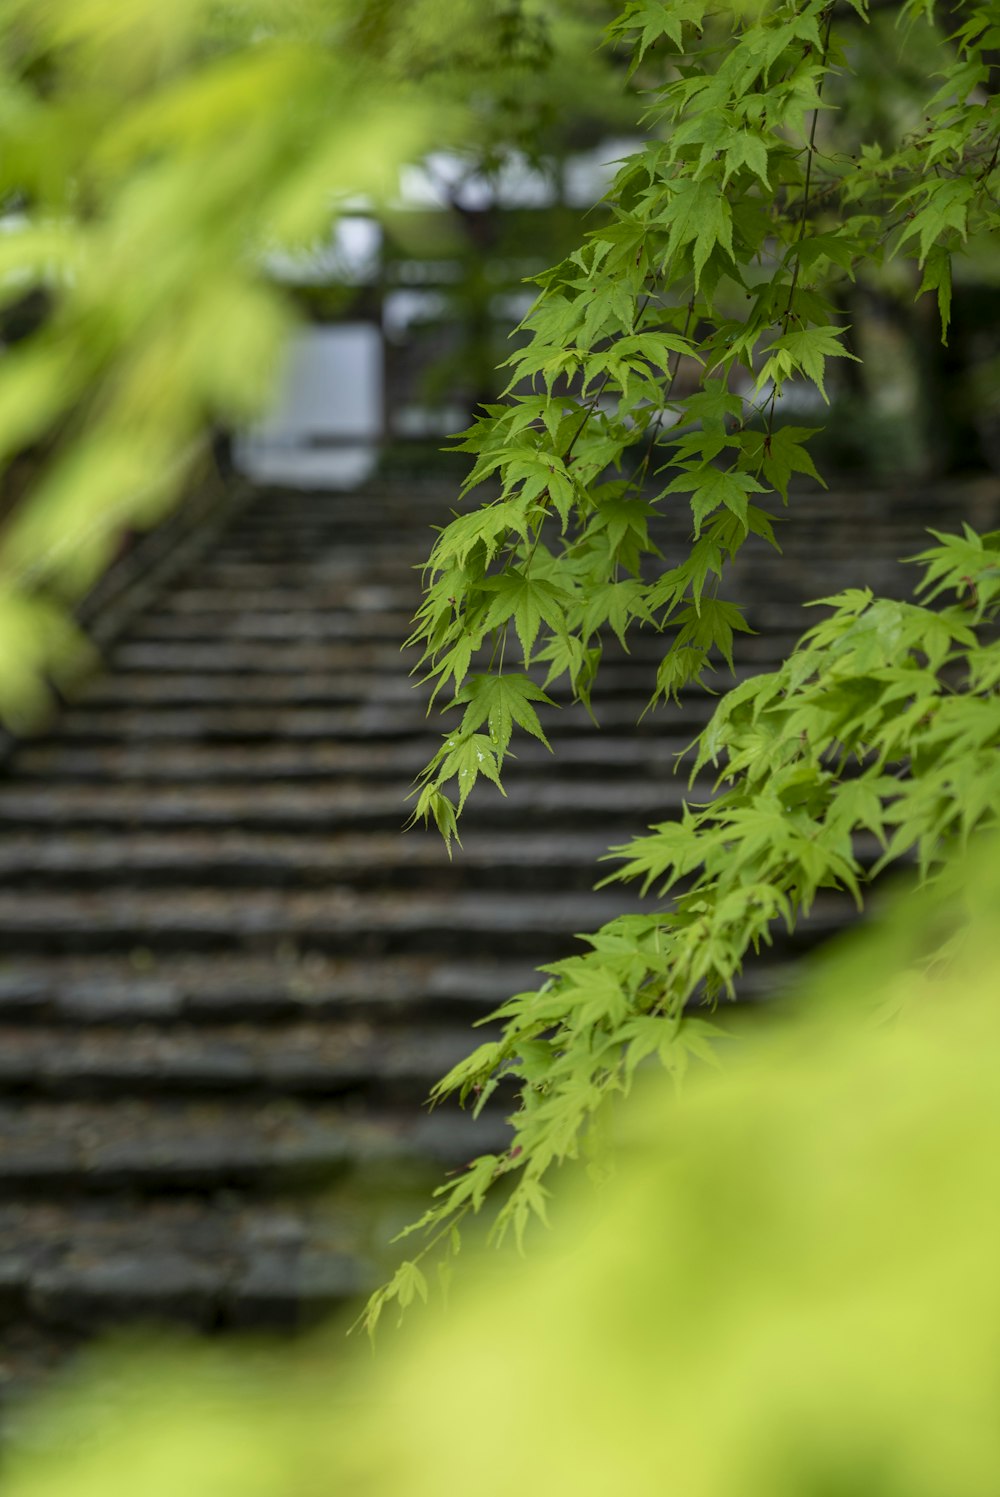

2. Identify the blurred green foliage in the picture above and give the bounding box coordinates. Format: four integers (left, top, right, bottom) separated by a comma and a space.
0, 0, 627, 726
0, 0, 418, 720
7, 832, 1000, 1493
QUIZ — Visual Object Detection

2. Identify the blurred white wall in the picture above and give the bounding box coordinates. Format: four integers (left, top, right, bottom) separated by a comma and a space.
233, 323, 383, 489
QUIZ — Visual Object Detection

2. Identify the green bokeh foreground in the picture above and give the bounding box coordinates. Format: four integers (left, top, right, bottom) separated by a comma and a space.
8, 842, 1000, 1497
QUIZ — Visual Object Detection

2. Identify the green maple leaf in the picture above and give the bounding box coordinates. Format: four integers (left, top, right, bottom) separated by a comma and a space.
918, 245, 952, 343
436, 732, 506, 811
452, 673, 555, 756
681, 377, 744, 434
741, 425, 825, 502
432, 500, 530, 569
897, 178, 972, 265
760, 325, 859, 402
579, 580, 654, 649
659, 179, 733, 289
665, 465, 768, 536
481, 573, 572, 664
722, 130, 769, 188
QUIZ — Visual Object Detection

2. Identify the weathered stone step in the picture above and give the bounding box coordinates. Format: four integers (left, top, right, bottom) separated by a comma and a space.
72, 654, 793, 708
185, 531, 937, 586
228, 505, 451, 527
0, 1197, 371, 1335
74, 671, 434, 708
142, 557, 914, 622
154, 546, 914, 614
103, 631, 803, 676
124, 600, 821, 643
11, 734, 694, 783
0, 828, 621, 891
0, 1099, 510, 1195
221, 508, 450, 529
0, 954, 538, 1025
110, 639, 427, 673
0, 1019, 478, 1101
238, 482, 967, 511
0, 777, 697, 832
0, 950, 787, 1027
209, 517, 955, 557
129, 610, 417, 641
44, 697, 718, 742
159, 587, 422, 614
220, 518, 439, 537
0, 886, 852, 958
0, 886, 654, 956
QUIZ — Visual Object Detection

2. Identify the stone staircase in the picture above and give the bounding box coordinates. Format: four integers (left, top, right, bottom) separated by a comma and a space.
0, 475, 992, 1402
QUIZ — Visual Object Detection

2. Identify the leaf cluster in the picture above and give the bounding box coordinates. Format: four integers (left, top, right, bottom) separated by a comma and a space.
408, 0, 1000, 843
362, 520, 1000, 1333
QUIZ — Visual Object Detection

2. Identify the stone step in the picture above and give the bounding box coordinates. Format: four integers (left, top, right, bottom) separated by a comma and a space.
0, 886, 657, 957
45, 697, 718, 743
204, 525, 954, 563
0, 828, 623, 890
0, 954, 540, 1025
0, 1197, 372, 1336
183, 529, 937, 583
103, 631, 804, 676
158, 587, 422, 614
145, 563, 912, 619
122, 599, 827, 643
0, 776, 699, 831
0, 1019, 479, 1101
10, 734, 696, 783
72, 654, 794, 708
129, 610, 418, 642
188, 552, 911, 596
0, 885, 852, 958
0, 1098, 510, 1195
0, 949, 790, 1027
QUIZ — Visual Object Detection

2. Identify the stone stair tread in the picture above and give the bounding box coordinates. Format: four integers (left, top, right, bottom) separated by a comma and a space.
0, 885, 652, 936
0, 881, 645, 922
102, 631, 803, 674
0, 1019, 480, 1098
0, 777, 698, 827
45, 697, 719, 741
128, 612, 417, 641
0, 950, 797, 1027
0, 999, 741, 1108
0, 953, 539, 1022
0, 1198, 387, 1334
10, 734, 696, 781
0, 1098, 510, 1191
0, 884, 853, 962
122, 598, 837, 642
75, 663, 778, 707
147, 552, 920, 616
0, 827, 621, 882
65, 675, 743, 712
158, 587, 423, 613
